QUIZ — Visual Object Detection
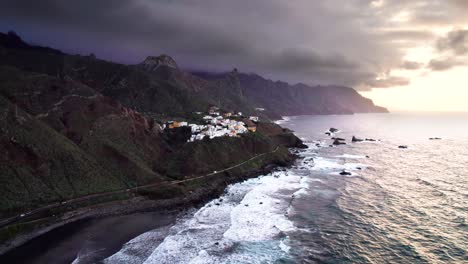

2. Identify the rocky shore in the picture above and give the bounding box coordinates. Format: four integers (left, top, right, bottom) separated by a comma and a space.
0, 127, 302, 259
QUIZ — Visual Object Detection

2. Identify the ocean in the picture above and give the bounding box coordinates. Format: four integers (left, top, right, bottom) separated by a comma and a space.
101, 112, 467, 264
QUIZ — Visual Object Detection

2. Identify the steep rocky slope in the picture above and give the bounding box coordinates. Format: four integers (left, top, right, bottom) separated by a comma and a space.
0, 32, 302, 218
0, 94, 126, 214
194, 71, 388, 118
0, 30, 387, 217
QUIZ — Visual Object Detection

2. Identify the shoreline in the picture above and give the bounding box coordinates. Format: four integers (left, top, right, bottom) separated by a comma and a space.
0, 149, 298, 259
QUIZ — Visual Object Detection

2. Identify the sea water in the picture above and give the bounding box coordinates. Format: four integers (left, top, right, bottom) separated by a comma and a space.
104, 112, 468, 263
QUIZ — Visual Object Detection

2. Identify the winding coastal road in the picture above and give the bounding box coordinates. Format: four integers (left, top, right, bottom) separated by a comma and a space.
0, 146, 280, 229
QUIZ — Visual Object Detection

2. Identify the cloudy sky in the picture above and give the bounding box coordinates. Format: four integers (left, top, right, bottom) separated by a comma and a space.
1, 0, 467, 111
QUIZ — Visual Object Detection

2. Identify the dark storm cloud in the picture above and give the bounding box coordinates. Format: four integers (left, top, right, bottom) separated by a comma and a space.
0, 0, 466, 89
437, 29, 468, 55
376, 30, 435, 42
262, 49, 358, 73
383, 0, 468, 26
427, 29, 468, 71
428, 58, 464, 71
400, 61, 424, 70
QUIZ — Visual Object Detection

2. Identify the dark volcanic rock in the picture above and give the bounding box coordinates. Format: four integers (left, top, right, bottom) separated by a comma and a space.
339, 170, 352, 176
329, 128, 339, 133
332, 137, 345, 141
333, 139, 346, 145
256, 122, 307, 148
164, 126, 192, 145
398, 145, 408, 149
429, 137, 442, 140
139, 55, 178, 71
352, 136, 364, 142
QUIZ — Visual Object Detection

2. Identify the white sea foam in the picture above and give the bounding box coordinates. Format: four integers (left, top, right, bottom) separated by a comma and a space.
223, 175, 299, 241
309, 156, 369, 176
274, 116, 292, 125
103, 228, 171, 264
312, 157, 343, 170
279, 238, 291, 253
344, 163, 368, 170
335, 154, 367, 159
133, 170, 307, 263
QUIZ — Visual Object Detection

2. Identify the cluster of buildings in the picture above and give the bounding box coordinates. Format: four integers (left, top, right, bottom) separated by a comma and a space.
163, 107, 259, 142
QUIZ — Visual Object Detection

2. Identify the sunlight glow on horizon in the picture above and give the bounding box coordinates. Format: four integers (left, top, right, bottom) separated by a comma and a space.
361, 24, 468, 112
361, 66, 468, 112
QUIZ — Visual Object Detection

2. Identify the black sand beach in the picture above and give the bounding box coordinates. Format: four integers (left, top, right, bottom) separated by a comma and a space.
0, 211, 178, 264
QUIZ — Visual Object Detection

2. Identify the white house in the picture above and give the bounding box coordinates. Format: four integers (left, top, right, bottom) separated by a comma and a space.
249, 116, 259, 122
185, 111, 251, 142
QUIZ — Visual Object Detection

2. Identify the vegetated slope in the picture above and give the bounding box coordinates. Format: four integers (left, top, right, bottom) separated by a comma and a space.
0, 94, 126, 215
0, 32, 300, 216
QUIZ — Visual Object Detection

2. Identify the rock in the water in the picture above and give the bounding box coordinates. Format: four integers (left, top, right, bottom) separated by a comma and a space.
365, 138, 376, 142
352, 136, 364, 142
339, 170, 352, 175
429, 137, 442, 140
398, 145, 408, 149
333, 139, 346, 145
325, 132, 332, 136
329, 127, 339, 133
332, 137, 345, 141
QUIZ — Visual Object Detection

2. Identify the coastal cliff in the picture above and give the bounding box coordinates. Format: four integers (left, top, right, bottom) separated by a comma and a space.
0, 31, 382, 250
0, 32, 305, 249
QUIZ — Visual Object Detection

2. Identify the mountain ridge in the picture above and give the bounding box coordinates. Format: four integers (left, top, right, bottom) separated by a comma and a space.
0, 30, 388, 251
0, 31, 387, 120
192, 70, 388, 118
0, 31, 302, 219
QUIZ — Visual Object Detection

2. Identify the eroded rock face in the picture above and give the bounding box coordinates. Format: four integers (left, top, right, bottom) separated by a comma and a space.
139, 54, 178, 71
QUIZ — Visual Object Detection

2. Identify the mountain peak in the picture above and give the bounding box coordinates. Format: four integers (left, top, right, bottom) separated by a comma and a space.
140, 54, 178, 71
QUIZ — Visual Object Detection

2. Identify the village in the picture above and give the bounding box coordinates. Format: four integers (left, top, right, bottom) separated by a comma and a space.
162, 107, 260, 142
